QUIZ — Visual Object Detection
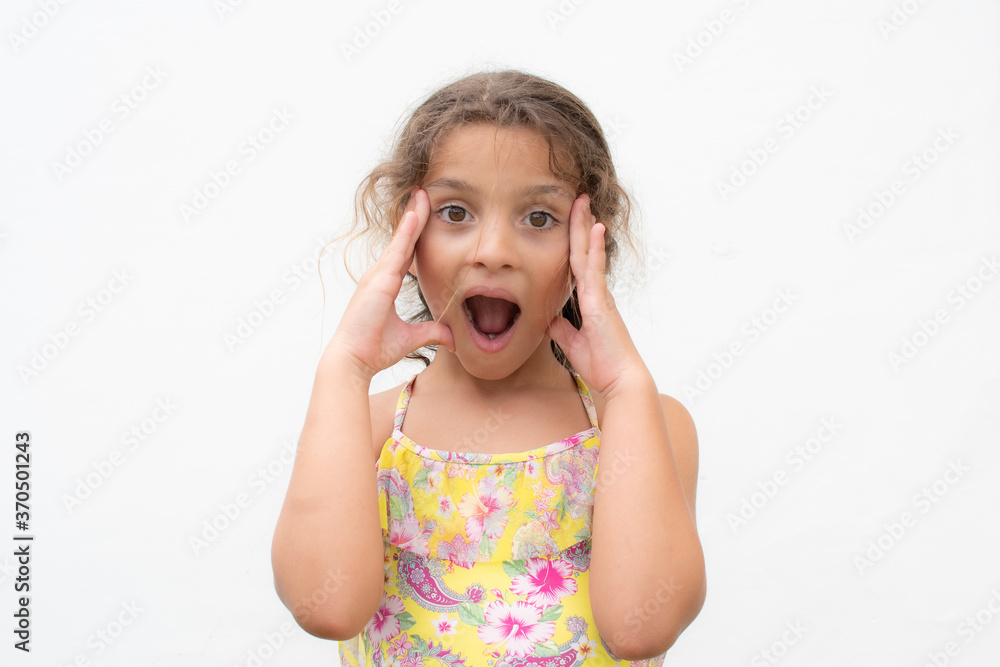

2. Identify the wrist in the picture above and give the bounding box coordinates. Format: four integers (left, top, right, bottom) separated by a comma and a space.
603, 363, 656, 404
317, 347, 378, 389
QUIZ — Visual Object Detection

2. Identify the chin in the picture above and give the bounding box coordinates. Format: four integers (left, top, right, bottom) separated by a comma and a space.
454, 352, 519, 382
449, 335, 544, 382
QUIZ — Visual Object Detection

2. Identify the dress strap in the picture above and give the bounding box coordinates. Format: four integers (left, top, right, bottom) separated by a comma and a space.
572, 371, 601, 430
392, 375, 417, 434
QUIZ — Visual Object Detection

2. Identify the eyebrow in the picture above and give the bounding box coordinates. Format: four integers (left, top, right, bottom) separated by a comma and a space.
423, 178, 576, 204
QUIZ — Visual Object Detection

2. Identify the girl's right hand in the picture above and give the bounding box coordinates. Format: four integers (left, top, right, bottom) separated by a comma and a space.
326, 187, 454, 379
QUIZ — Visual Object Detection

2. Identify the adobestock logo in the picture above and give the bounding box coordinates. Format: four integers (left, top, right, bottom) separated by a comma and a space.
727, 417, 845, 534
544, 0, 591, 34
339, 0, 404, 63
616, 578, 682, 639
54, 600, 145, 667
682, 288, 798, 404
189, 439, 296, 556
213, 0, 248, 20
886, 253, 997, 372
17, 269, 134, 385
842, 126, 958, 244
51, 65, 167, 182
62, 397, 178, 513
877, 0, 934, 39
446, 407, 513, 454
290, 568, 350, 625
716, 85, 833, 202
672, 0, 758, 72
233, 621, 298, 667
751, 620, 807, 667
853, 459, 970, 576
917, 587, 1000, 667
7, 0, 73, 54
179, 107, 294, 224
225, 236, 333, 352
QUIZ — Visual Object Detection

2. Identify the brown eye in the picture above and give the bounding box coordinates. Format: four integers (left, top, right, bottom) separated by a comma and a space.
445, 206, 467, 223
528, 211, 551, 228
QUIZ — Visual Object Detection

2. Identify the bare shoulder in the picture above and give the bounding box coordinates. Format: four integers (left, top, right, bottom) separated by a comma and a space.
589, 389, 697, 451
658, 393, 700, 518
658, 394, 698, 454
591, 388, 700, 517
368, 382, 404, 460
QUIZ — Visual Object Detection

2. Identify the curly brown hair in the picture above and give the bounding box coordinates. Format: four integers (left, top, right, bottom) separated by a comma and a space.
334, 69, 640, 369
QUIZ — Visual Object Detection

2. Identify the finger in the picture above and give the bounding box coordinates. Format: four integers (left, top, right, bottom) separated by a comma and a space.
411, 187, 431, 236
410, 319, 456, 354
398, 188, 431, 281
546, 314, 578, 355
568, 194, 592, 287
376, 208, 418, 279
374, 187, 425, 278
586, 222, 607, 282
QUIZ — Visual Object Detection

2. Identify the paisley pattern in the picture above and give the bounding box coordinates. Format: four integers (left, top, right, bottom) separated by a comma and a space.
338, 373, 666, 667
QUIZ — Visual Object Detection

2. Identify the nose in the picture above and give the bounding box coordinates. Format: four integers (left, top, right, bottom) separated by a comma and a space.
469, 212, 519, 272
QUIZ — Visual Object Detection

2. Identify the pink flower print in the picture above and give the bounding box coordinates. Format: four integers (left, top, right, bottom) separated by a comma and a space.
524, 459, 540, 478
437, 495, 455, 519
465, 584, 486, 603
457, 476, 513, 543
389, 634, 412, 657
509, 558, 578, 607
572, 636, 598, 659
477, 600, 555, 657
566, 615, 587, 635
540, 509, 560, 531
437, 533, 476, 569
432, 613, 458, 637
401, 654, 423, 667
531, 483, 556, 514
544, 449, 598, 520
447, 464, 476, 481
388, 515, 430, 556
368, 595, 405, 644
511, 520, 559, 559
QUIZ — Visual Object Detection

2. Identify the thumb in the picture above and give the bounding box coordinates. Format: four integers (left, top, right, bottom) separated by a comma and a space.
409, 320, 456, 354
546, 315, 577, 354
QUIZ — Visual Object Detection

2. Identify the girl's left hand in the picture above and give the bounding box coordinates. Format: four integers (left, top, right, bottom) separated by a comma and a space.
546, 195, 648, 396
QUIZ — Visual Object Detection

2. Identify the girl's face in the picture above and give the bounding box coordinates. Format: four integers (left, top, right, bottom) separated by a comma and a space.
411, 123, 579, 379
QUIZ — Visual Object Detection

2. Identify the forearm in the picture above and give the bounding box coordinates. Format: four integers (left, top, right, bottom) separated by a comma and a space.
271, 352, 385, 639
589, 369, 706, 658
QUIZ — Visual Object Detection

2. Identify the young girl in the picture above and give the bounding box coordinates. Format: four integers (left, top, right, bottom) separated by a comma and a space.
272, 70, 705, 666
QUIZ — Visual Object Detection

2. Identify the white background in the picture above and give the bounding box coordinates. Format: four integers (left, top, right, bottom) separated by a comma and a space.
2, 0, 999, 665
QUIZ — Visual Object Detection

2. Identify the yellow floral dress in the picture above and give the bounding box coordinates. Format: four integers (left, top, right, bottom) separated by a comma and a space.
338, 372, 666, 667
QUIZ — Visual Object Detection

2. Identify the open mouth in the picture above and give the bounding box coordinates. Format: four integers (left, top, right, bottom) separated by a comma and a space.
463, 295, 521, 341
